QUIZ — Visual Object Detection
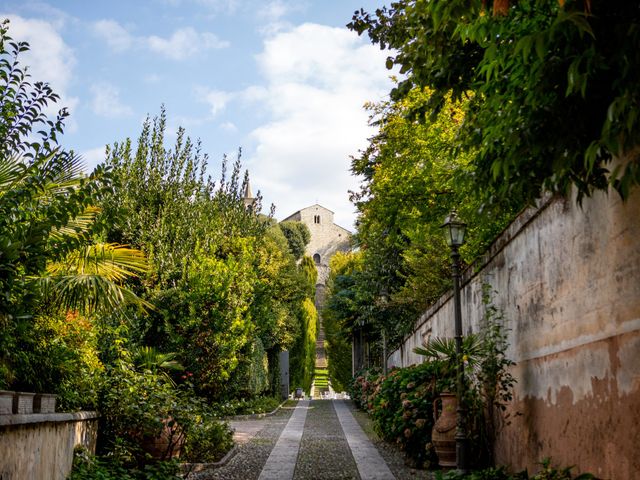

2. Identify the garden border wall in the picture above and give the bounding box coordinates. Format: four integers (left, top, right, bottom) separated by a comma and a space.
387, 184, 640, 479
0, 411, 99, 480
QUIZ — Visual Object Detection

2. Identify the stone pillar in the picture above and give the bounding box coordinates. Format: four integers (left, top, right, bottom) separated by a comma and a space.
279, 350, 290, 400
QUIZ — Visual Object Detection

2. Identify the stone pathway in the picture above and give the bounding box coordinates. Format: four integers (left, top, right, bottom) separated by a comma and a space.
334, 400, 395, 480
258, 400, 310, 480
192, 399, 433, 480
295, 400, 359, 479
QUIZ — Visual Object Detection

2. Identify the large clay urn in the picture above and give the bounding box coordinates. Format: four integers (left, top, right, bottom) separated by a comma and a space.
431, 392, 457, 468
139, 418, 185, 459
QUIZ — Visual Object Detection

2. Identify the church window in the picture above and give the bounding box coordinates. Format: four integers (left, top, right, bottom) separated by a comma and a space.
314, 215, 321, 224
313, 253, 321, 264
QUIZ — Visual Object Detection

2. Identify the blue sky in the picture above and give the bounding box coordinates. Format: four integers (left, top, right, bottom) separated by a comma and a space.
1, 0, 395, 228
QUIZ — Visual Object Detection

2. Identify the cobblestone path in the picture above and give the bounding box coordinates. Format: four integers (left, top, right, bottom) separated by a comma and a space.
193, 400, 432, 480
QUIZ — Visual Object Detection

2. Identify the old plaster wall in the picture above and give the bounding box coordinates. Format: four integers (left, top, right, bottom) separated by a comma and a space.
387, 186, 640, 479
0, 412, 99, 480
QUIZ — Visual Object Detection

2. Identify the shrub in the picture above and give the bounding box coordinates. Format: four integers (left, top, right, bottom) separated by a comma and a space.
349, 368, 381, 411
371, 363, 442, 467
69, 447, 180, 480
182, 415, 233, 463
98, 357, 233, 465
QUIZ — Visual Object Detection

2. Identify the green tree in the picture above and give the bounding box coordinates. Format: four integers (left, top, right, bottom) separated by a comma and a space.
289, 298, 318, 393
99, 108, 318, 401
349, 88, 517, 349
323, 251, 362, 391
279, 221, 311, 261
0, 24, 148, 390
349, 0, 640, 205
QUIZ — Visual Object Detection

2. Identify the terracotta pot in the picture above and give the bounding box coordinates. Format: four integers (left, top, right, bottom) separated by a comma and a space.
431, 392, 457, 468
139, 418, 185, 459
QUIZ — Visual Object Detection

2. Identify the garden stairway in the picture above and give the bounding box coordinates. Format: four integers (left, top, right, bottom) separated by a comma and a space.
312, 285, 330, 399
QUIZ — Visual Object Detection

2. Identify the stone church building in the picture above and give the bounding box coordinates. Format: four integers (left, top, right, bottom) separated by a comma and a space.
282, 204, 351, 285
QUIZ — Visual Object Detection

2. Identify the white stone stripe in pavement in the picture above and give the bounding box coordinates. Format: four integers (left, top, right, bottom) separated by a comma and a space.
333, 400, 396, 480
258, 400, 309, 480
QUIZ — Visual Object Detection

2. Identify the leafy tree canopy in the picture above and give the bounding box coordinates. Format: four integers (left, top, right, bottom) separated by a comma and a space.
347, 87, 517, 348
279, 221, 311, 261
0, 21, 148, 390
349, 0, 640, 205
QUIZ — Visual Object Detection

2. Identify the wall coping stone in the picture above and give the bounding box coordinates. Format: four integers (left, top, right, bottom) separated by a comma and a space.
0, 411, 99, 427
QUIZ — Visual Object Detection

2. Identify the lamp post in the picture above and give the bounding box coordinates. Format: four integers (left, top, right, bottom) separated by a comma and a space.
441, 209, 470, 473
358, 318, 365, 372
380, 288, 389, 376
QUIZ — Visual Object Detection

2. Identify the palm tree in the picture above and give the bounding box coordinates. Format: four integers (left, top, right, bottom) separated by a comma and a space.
0, 150, 150, 315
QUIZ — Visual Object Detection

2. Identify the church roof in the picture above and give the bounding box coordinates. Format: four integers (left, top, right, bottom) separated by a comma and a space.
282, 204, 352, 234
283, 203, 334, 219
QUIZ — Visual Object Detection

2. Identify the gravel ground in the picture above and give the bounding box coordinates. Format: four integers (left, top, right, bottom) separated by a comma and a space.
186, 404, 295, 480
294, 400, 360, 480
186, 399, 436, 480
346, 402, 436, 480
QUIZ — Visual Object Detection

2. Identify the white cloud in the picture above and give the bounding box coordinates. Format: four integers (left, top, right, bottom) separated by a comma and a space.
147, 27, 229, 59
90, 82, 133, 118
245, 23, 394, 228
18, 2, 74, 30
219, 121, 237, 132
92, 20, 229, 60
93, 19, 134, 52
3, 15, 79, 115
256, 0, 305, 35
239, 85, 269, 103
258, 0, 293, 21
195, 87, 234, 116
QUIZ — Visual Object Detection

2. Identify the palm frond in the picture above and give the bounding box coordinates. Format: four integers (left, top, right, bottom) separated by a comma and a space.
134, 346, 184, 372
414, 334, 483, 364
0, 151, 86, 203
37, 243, 152, 314
47, 243, 149, 281
0, 155, 27, 196
414, 336, 457, 360
35, 273, 153, 315
49, 206, 101, 242
39, 151, 87, 196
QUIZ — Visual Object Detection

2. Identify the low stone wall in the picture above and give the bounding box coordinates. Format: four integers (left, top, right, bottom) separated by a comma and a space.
387, 186, 640, 479
0, 411, 99, 480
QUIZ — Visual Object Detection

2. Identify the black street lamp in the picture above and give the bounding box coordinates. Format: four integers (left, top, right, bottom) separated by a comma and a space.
441, 209, 470, 473
380, 287, 389, 376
